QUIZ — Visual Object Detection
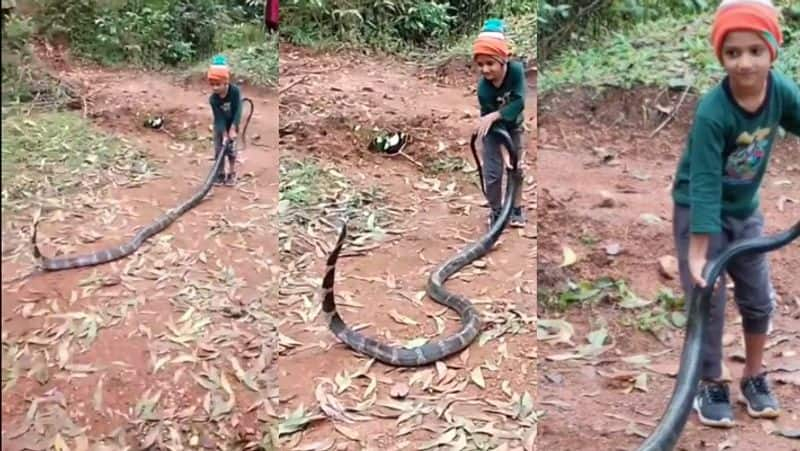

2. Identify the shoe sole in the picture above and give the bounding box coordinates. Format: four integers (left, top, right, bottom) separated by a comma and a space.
738, 395, 780, 419
692, 396, 735, 428
509, 220, 525, 228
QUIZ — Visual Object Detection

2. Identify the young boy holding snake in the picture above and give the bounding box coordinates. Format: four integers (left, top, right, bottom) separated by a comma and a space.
472, 19, 527, 228
207, 55, 243, 186
671, 0, 799, 428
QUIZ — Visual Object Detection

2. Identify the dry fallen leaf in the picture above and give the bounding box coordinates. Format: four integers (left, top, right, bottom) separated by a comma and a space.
390, 382, 409, 399
646, 361, 679, 377
334, 424, 361, 442
293, 437, 336, 451
470, 366, 486, 389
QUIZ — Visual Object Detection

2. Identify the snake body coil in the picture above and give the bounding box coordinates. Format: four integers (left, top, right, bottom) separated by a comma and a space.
639, 219, 800, 450
32, 98, 255, 271
320, 128, 521, 366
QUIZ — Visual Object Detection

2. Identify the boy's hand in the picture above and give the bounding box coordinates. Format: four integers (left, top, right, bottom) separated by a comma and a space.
688, 233, 710, 288
476, 112, 501, 138
689, 256, 707, 288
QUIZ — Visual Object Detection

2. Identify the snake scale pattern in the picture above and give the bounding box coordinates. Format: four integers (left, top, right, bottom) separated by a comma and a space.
320, 128, 521, 366
32, 98, 255, 271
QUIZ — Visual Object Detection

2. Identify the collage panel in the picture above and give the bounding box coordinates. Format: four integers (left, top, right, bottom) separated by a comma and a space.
536, 1, 799, 450
275, 2, 538, 450
2, 2, 280, 449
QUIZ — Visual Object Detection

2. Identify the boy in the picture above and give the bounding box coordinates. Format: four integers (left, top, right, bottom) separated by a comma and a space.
671, 0, 799, 428
208, 55, 243, 186
472, 18, 527, 228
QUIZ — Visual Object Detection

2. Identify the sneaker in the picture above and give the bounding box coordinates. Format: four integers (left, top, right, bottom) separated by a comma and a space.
509, 207, 526, 228
693, 381, 735, 428
739, 373, 780, 418
224, 171, 237, 186
214, 172, 226, 185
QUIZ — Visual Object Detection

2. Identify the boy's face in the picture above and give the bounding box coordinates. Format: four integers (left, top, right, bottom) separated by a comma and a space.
210, 80, 228, 96
721, 31, 772, 90
475, 55, 505, 82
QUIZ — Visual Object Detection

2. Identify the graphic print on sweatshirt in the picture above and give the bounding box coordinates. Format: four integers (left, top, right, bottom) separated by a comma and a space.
724, 127, 773, 184
496, 91, 512, 110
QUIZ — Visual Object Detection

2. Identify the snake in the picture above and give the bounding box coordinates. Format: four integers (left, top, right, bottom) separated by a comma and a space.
31, 97, 255, 271
638, 219, 800, 450
319, 127, 522, 366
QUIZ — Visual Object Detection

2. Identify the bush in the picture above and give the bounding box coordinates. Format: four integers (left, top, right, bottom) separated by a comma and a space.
282, 0, 536, 51
539, 0, 799, 64
2, 13, 47, 105
33, 0, 229, 67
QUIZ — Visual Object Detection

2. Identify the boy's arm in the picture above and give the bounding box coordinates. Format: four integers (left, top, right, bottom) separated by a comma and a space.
779, 75, 800, 136
688, 115, 726, 234
477, 81, 492, 116
497, 63, 525, 122
209, 96, 227, 135
686, 114, 725, 287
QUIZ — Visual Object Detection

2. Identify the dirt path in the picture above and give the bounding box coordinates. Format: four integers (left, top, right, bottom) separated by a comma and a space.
276, 46, 538, 450
536, 88, 800, 450
1, 48, 279, 449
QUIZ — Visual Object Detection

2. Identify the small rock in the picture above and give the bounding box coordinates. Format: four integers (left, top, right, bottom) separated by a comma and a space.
545, 372, 564, 385
605, 242, 622, 255
596, 190, 616, 208
658, 255, 679, 279
640, 213, 663, 225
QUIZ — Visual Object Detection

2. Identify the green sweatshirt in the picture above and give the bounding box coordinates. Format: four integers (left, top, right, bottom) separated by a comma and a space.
209, 83, 242, 133
672, 70, 800, 234
477, 59, 526, 130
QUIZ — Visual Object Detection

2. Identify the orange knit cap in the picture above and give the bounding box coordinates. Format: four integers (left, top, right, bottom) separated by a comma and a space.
473, 37, 510, 62
207, 55, 231, 83
473, 19, 510, 62
711, 1, 783, 62
208, 66, 230, 83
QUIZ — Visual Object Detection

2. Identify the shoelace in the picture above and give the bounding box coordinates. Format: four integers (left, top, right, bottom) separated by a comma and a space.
706, 384, 729, 403
747, 376, 771, 395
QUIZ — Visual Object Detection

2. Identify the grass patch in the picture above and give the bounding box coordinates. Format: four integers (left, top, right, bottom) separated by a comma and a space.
1, 111, 157, 212
623, 288, 687, 333
541, 277, 687, 333
425, 155, 469, 174
542, 277, 656, 310
278, 157, 393, 246
540, 13, 799, 94
279, 158, 338, 209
